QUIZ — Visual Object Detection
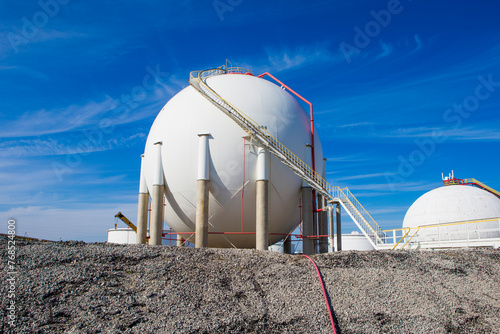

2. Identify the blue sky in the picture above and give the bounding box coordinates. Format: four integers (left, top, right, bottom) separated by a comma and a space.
1, 0, 500, 241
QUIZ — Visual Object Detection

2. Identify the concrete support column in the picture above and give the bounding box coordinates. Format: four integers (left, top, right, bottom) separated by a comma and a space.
336, 203, 342, 251
150, 142, 164, 246
136, 154, 149, 244
283, 237, 292, 254
256, 147, 270, 251
313, 201, 319, 253
195, 134, 210, 248
302, 187, 314, 255
318, 195, 329, 253
195, 180, 209, 248
150, 185, 164, 245
302, 144, 314, 255
327, 205, 334, 253
177, 236, 185, 247
319, 157, 328, 253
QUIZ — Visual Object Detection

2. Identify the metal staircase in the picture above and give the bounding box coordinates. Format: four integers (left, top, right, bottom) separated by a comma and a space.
189, 67, 385, 248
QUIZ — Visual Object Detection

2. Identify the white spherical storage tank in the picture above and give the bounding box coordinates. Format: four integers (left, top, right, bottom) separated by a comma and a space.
403, 185, 500, 241
143, 72, 324, 248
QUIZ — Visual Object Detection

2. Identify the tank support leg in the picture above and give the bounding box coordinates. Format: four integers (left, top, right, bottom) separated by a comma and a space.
137, 193, 149, 244
318, 195, 329, 253
150, 142, 164, 246
328, 205, 334, 253
256, 180, 269, 250
150, 185, 164, 245
302, 187, 314, 255
283, 237, 292, 254
137, 154, 149, 245
195, 180, 209, 248
195, 134, 210, 248
256, 147, 270, 251
177, 236, 185, 247
336, 204, 342, 251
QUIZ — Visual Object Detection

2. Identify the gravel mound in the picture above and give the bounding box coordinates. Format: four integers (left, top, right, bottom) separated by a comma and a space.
1, 241, 499, 333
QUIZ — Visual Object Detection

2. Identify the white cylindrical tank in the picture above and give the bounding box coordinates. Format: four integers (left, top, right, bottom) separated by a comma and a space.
403, 185, 500, 241
143, 73, 324, 248
107, 228, 137, 244
334, 231, 375, 251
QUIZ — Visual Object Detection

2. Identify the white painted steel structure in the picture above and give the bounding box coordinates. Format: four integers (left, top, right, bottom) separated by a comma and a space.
143, 71, 324, 248
188, 68, 387, 249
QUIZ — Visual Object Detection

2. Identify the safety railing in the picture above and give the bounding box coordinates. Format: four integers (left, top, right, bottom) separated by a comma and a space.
189, 69, 332, 196
341, 187, 384, 233
443, 177, 500, 198
189, 67, 386, 247
381, 217, 500, 250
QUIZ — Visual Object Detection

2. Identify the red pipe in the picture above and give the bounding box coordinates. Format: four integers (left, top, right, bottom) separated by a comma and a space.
163, 232, 331, 240
301, 255, 337, 334
257, 72, 318, 225
257, 72, 316, 174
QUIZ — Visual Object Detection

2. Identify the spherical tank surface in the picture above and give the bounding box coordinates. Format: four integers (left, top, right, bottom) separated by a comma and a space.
403, 185, 500, 241
403, 185, 500, 228
143, 73, 324, 248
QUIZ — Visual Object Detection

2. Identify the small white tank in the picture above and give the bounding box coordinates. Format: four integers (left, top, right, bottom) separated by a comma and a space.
335, 231, 375, 251
107, 228, 136, 244
143, 73, 324, 248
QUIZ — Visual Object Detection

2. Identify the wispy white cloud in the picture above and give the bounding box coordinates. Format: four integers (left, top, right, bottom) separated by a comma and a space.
336, 122, 373, 128
240, 42, 342, 74
324, 154, 372, 162
377, 41, 394, 58
413, 34, 423, 52
335, 172, 395, 181
0, 99, 114, 138
0, 164, 62, 205
387, 126, 500, 141
0, 132, 146, 158
345, 181, 437, 192
0, 81, 181, 139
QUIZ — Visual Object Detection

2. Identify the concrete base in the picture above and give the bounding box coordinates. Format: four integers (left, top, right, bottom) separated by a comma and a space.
195, 179, 209, 248
302, 187, 314, 255
136, 192, 149, 244
150, 185, 164, 246
177, 236, 185, 247
256, 180, 269, 250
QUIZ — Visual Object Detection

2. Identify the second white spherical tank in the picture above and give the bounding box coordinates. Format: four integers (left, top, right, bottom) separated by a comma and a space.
143, 73, 324, 248
403, 185, 500, 241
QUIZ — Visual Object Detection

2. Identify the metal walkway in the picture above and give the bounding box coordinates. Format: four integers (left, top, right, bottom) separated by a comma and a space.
443, 177, 500, 199
188, 67, 386, 248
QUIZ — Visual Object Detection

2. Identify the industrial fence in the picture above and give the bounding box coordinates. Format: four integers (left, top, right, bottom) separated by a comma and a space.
380, 217, 500, 250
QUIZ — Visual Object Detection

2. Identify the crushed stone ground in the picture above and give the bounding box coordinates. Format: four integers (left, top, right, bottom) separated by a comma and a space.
1, 241, 499, 333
